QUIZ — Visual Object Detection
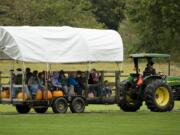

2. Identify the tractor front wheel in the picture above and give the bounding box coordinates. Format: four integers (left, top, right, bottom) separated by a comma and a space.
144, 80, 174, 112
118, 81, 142, 112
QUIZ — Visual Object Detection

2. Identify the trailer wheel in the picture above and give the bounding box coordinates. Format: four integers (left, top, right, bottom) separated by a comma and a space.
34, 107, 48, 113
52, 97, 68, 113
70, 97, 85, 113
118, 81, 142, 112
16, 105, 31, 114
145, 79, 174, 112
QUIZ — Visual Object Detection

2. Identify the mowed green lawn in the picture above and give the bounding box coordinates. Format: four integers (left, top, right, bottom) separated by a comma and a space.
0, 102, 180, 135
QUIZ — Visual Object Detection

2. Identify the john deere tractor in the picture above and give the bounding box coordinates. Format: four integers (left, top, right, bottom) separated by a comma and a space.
118, 53, 180, 112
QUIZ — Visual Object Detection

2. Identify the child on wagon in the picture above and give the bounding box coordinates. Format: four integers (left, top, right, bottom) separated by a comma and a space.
68, 72, 82, 96
28, 70, 41, 99
58, 70, 68, 95
102, 80, 112, 98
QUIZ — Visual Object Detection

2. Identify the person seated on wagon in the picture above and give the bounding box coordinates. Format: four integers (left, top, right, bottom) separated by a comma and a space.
102, 80, 112, 98
51, 71, 62, 90
76, 71, 86, 94
12, 68, 22, 97
28, 70, 41, 99
15, 68, 22, 85
68, 72, 82, 96
38, 71, 45, 90
88, 68, 101, 97
58, 70, 68, 95
11, 69, 18, 98
25, 67, 33, 84
10, 69, 16, 84
13, 68, 30, 98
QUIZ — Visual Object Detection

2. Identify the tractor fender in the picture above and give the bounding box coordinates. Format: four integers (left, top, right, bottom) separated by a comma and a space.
143, 75, 163, 86
140, 75, 164, 94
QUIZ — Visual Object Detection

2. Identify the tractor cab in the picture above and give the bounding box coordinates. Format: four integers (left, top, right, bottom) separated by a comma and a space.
128, 53, 171, 87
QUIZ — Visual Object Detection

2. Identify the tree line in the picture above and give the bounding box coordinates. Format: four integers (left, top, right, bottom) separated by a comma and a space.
0, 0, 179, 60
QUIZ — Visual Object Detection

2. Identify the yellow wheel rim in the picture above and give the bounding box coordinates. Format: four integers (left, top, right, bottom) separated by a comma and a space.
155, 87, 169, 106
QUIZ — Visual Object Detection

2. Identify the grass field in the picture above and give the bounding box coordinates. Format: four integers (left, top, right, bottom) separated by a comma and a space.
0, 102, 180, 135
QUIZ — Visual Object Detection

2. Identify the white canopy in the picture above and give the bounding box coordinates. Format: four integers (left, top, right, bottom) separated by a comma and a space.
0, 26, 123, 63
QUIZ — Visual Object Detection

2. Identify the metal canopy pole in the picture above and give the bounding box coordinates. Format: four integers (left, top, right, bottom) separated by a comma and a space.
22, 62, 26, 101
115, 62, 121, 103
9, 60, 15, 102
45, 63, 49, 100
116, 62, 122, 82
85, 61, 92, 98
0, 71, 1, 101
168, 58, 171, 76
45, 63, 48, 94
9, 70, 13, 102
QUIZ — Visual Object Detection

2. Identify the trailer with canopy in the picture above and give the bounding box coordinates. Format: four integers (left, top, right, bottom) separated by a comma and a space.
0, 26, 124, 113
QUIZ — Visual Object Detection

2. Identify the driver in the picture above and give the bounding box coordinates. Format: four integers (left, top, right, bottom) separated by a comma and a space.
143, 61, 156, 77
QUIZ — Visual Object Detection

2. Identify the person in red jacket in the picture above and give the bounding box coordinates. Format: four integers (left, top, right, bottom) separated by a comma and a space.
88, 68, 101, 97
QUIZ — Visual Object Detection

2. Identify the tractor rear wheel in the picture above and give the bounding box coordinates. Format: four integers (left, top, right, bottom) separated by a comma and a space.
144, 79, 174, 112
118, 81, 142, 112
16, 104, 31, 114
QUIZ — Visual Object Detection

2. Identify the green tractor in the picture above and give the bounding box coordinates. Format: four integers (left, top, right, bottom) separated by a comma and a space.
118, 53, 180, 112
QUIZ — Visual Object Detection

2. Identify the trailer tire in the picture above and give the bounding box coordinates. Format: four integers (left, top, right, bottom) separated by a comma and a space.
34, 107, 48, 113
52, 97, 68, 113
16, 105, 31, 114
70, 97, 85, 113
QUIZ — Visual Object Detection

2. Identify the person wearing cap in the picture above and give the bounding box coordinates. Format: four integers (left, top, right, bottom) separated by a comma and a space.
143, 61, 156, 77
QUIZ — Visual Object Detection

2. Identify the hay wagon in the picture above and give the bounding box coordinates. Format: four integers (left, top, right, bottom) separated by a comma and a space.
0, 26, 124, 113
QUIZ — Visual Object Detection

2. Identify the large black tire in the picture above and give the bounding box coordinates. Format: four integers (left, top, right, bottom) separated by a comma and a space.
144, 79, 174, 112
52, 97, 68, 113
16, 104, 31, 114
118, 81, 142, 112
34, 107, 48, 113
70, 97, 85, 113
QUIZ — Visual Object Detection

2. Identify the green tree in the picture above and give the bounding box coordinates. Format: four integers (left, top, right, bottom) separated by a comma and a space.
89, 0, 126, 30
0, 0, 103, 28
126, 0, 180, 58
